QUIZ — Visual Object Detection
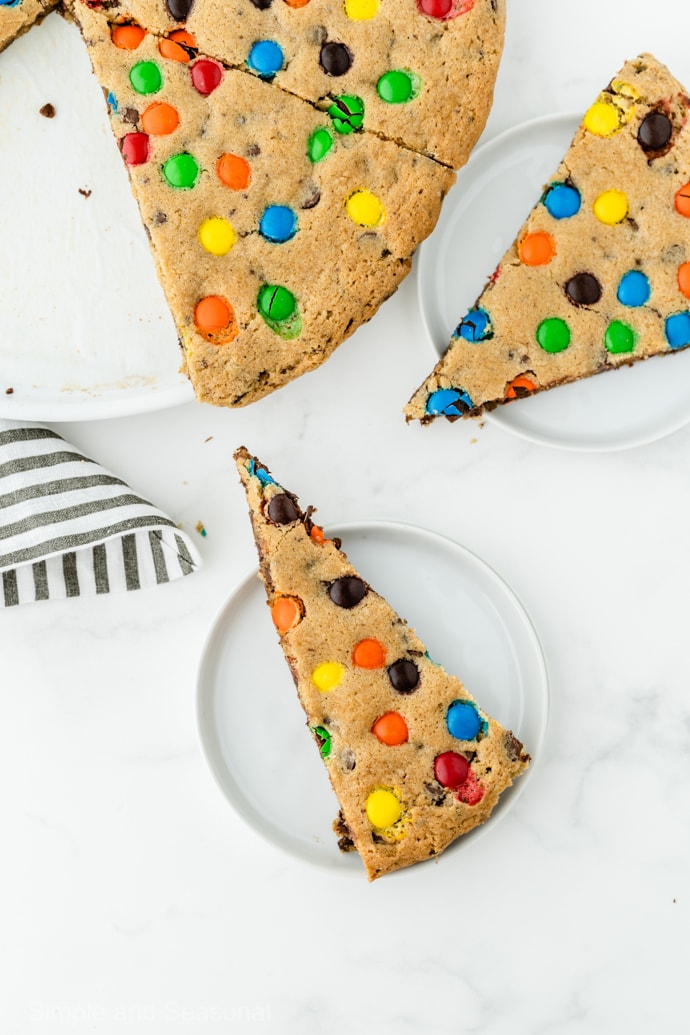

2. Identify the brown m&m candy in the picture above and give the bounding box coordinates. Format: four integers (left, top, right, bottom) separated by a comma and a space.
267, 493, 300, 524
565, 272, 602, 307
328, 576, 367, 608
637, 110, 672, 153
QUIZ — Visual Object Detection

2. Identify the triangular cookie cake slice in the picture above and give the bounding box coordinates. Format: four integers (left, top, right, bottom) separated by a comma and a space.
235, 446, 530, 880
70, 1, 455, 406
406, 53, 690, 424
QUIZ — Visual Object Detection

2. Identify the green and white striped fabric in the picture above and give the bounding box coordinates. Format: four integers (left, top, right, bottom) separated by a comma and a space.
0, 421, 201, 607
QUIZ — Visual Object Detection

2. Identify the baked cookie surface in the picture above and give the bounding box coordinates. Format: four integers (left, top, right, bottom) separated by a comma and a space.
406, 54, 690, 423
69, 0, 505, 168
73, 1, 454, 406
235, 446, 530, 880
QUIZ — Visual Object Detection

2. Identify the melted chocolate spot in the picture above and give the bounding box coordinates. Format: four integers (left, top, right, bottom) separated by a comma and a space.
388, 659, 420, 694
320, 41, 353, 77
166, 0, 194, 18
565, 272, 602, 307
301, 187, 321, 210
638, 111, 673, 153
250, 0, 273, 6
328, 576, 367, 609
266, 493, 300, 524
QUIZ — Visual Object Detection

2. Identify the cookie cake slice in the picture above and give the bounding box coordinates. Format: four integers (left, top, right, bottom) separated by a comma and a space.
406, 54, 690, 423
70, 0, 455, 406
235, 446, 530, 880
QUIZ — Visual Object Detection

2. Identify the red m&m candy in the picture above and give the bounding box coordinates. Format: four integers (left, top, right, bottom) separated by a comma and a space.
434, 751, 469, 789
191, 59, 223, 95
120, 132, 150, 165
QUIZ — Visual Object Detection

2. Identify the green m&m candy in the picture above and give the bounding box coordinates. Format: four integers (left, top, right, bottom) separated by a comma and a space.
536, 317, 571, 353
162, 153, 200, 189
605, 320, 636, 354
327, 95, 365, 134
376, 69, 420, 104
257, 284, 302, 339
129, 61, 163, 96
308, 127, 334, 163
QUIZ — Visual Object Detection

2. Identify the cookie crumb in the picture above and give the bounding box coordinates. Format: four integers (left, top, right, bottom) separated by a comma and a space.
195, 521, 207, 537
39, 103, 56, 119
470, 437, 477, 444
204, 436, 213, 443
78, 187, 92, 199
5, 387, 14, 395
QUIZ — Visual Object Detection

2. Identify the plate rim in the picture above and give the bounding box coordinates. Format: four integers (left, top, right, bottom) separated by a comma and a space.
195, 518, 550, 876
416, 110, 690, 453
0, 378, 194, 423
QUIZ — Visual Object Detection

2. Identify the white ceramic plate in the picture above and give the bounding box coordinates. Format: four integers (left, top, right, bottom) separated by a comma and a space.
0, 15, 193, 421
196, 521, 549, 876
417, 113, 690, 451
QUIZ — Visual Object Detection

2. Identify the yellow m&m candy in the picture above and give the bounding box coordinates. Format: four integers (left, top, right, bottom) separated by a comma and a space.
198, 217, 237, 255
311, 661, 345, 693
345, 189, 385, 228
593, 190, 628, 226
344, 0, 380, 19
365, 788, 402, 829
583, 101, 620, 137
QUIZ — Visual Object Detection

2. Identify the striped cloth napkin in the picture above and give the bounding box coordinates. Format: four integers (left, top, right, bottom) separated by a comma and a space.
0, 420, 201, 607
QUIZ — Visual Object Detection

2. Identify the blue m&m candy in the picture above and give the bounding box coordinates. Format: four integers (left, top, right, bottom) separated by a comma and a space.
260, 205, 298, 243
665, 312, 690, 349
617, 270, 650, 307
543, 182, 581, 220
247, 40, 284, 78
456, 307, 492, 342
446, 700, 486, 741
425, 388, 473, 417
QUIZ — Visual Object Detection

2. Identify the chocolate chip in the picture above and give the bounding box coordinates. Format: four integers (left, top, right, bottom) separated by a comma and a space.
328, 576, 367, 609
341, 749, 356, 771
39, 103, 55, 118
246, 143, 261, 157
166, 0, 194, 18
504, 731, 525, 762
5, 387, 14, 395
152, 211, 168, 225
565, 272, 602, 307
121, 107, 139, 125
301, 187, 321, 210
320, 41, 353, 77
388, 659, 420, 694
638, 111, 672, 152
266, 492, 300, 524
250, 0, 273, 7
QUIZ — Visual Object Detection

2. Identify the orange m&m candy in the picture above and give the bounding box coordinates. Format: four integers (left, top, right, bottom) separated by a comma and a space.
352, 638, 386, 669
159, 29, 197, 62
504, 374, 537, 400
372, 712, 409, 746
141, 102, 179, 136
518, 231, 556, 266
217, 154, 251, 191
271, 595, 303, 633
111, 23, 146, 50
194, 296, 239, 344
674, 182, 690, 217
678, 263, 690, 299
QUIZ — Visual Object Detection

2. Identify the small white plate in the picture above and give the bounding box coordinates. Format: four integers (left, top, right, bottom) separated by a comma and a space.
196, 521, 549, 876
0, 15, 193, 421
417, 113, 690, 451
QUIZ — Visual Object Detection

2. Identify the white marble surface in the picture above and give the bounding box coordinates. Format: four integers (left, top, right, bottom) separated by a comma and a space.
2, 1, 690, 1032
